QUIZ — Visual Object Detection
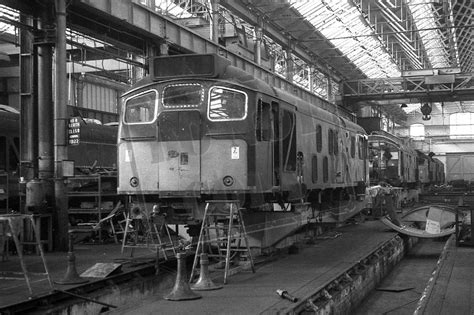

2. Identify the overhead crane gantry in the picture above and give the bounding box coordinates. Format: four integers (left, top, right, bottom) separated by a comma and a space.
341, 72, 474, 104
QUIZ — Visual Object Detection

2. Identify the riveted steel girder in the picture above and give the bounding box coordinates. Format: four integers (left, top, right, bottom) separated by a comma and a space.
65, 0, 352, 119
342, 73, 474, 103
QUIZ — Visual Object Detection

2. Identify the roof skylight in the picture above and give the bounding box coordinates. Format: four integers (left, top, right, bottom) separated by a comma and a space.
290, 0, 401, 78
408, 0, 452, 69
0, 5, 18, 36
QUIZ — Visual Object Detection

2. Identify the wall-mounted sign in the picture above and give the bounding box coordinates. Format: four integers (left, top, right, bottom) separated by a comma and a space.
68, 117, 81, 146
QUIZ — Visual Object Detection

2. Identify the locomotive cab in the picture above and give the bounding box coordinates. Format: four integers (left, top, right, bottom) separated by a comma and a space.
118, 55, 259, 222
119, 86, 250, 190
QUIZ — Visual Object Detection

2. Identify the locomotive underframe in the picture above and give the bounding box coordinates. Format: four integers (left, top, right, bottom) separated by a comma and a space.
124, 183, 370, 250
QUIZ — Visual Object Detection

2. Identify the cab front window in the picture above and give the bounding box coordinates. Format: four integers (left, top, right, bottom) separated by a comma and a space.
163, 83, 203, 109
124, 90, 157, 124
208, 86, 247, 121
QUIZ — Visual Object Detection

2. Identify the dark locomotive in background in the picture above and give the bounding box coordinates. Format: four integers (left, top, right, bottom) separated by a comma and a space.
365, 129, 444, 189
0, 105, 117, 212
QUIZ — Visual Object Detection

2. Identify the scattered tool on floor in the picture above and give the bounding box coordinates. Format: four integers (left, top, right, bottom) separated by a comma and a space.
276, 289, 298, 302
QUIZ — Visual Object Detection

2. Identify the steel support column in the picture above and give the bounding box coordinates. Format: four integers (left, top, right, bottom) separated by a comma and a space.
326, 74, 333, 102
37, 11, 55, 198
254, 17, 263, 66
211, 0, 220, 43
285, 38, 293, 83
19, 15, 37, 186
54, 0, 69, 250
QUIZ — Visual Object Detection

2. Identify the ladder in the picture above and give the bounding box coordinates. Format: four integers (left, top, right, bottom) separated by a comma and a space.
121, 212, 176, 260
190, 200, 255, 284
0, 214, 53, 296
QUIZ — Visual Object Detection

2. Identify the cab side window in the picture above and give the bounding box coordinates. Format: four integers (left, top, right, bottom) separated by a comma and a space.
316, 125, 322, 152
328, 129, 334, 155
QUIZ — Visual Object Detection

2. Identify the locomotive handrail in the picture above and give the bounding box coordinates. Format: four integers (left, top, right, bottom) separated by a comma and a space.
120, 136, 157, 141
205, 132, 247, 136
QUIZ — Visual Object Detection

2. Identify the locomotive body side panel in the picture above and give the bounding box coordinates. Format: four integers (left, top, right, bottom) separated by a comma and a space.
340, 130, 356, 185
68, 123, 117, 170
118, 88, 159, 194
118, 140, 159, 194
156, 109, 201, 195
201, 139, 248, 192
202, 84, 252, 194
416, 150, 430, 185
297, 113, 318, 189
158, 140, 200, 194
419, 161, 430, 184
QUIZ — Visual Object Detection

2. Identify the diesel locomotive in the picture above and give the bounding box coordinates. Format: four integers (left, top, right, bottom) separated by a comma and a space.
117, 53, 370, 226
368, 131, 418, 187
368, 130, 445, 189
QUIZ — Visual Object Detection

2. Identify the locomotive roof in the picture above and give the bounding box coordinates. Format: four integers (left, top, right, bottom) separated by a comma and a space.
214, 63, 365, 133
0, 108, 19, 135
415, 149, 429, 159
127, 55, 365, 134
0, 108, 116, 142
369, 131, 417, 154
416, 149, 442, 163
0, 104, 19, 114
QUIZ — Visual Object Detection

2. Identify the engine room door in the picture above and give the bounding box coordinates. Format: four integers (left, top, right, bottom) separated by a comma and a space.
272, 102, 281, 187
272, 104, 297, 191
255, 99, 275, 190
158, 111, 201, 193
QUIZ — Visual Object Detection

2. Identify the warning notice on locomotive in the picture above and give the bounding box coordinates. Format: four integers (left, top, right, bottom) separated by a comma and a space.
68, 117, 81, 146
231, 146, 239, 159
